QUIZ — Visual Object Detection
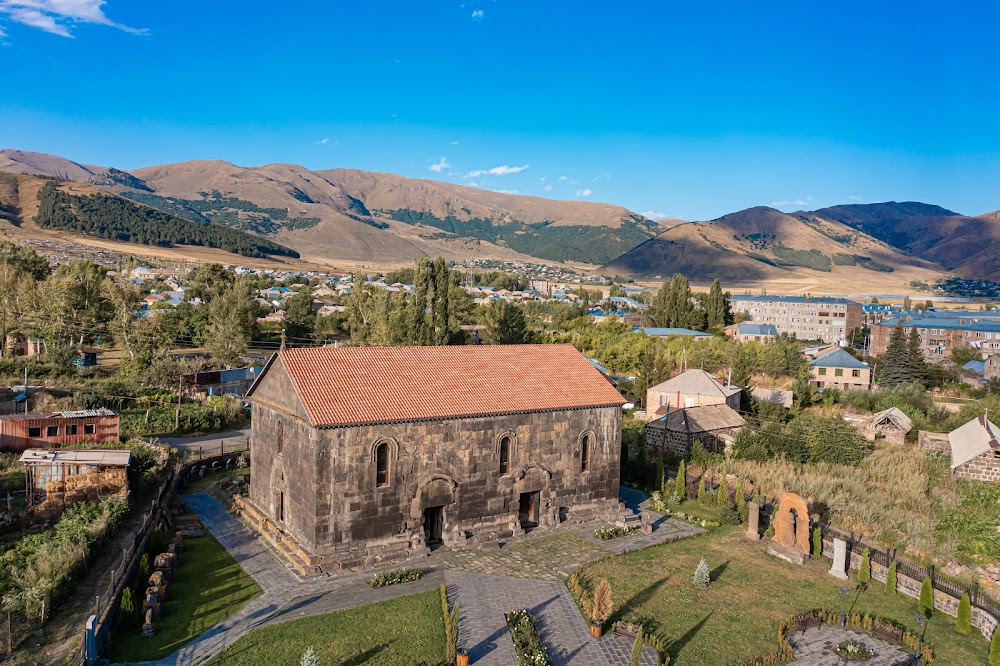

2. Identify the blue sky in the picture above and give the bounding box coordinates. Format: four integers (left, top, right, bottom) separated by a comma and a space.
2, 0, 999, 220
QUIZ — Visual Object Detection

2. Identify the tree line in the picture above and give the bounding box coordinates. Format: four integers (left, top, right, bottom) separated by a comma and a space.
34, 182, 300, 258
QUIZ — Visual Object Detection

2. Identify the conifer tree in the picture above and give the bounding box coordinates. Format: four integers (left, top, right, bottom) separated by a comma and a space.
918, 577, 934, 617
956, 593, 972, 636
716, 477, 726, 512
630, 627, 644, 666
656, 455, 665, 494
735, 478, 746, 520
692, 558, 710, 588
858, 548, 871, 584
675, 459, 686, 499
880, 324, 914, 387
886, 561, 897, 594
811, 527, 822, 557
907, 328, 928, 385
483, 301, 529, 345
697, 474, 706, 503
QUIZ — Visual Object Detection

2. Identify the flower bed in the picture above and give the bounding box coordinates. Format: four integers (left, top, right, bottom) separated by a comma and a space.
647, 491, 721, 528
506, 609, 552, 666
367, 567, 423, 587
834, 640, 873, 661
594, 525, 638, 540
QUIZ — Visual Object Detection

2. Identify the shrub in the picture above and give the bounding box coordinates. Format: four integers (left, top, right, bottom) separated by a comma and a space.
697, 475, 707, 503
956, 593, 972, 636
692, 558, 710, 589
566, 572, 593, 619
886, 561, 897, 594
656, 455, 665, 494
716, 481, 726, 513
631, 627, 645, 666
595, 525, 638, 540
592, 578, 613, 623
812, 527, 822, 557
299, 646, 319, 666
918, 577, 934, 617
440, 584, 460, 664
858, 548, 871, 584
720, 506, 742, 525
368, 568, 422, 587
506, 609, 551, 665
675, 460, 686, 499
990, 627, 1000, 666
139, 553, 152, 581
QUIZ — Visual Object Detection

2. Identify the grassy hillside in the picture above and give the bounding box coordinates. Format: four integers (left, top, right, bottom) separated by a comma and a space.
34, 180, 299, 259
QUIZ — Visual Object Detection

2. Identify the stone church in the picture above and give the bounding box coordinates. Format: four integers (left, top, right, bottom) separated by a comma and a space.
240, 344, 626, 573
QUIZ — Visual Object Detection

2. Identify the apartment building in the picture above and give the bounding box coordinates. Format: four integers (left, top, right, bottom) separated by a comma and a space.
870, 311, 1000, 361
729, 295, 863, 344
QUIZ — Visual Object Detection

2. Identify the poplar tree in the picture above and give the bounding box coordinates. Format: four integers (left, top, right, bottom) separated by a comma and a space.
706, 279, 732, 330
433, 257, 451, 344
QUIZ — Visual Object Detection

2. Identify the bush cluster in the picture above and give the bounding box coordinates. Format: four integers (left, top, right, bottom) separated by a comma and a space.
367, 568, 423, 587
506, 609, 552, 666
594, 525, 638, 540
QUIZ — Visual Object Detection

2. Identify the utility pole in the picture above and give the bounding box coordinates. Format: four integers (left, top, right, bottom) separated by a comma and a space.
175, 375, 182, 432
23, 366, 27, 414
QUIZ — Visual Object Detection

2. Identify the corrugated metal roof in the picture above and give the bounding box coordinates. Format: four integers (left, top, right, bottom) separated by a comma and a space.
57, 408, 117, 419
258, 344, 626, 428
810, 348, 869, 369
647, 369, 741, 398
949, 415, 1000, 468
650, 404, 746, 433
19, 449, 132, 466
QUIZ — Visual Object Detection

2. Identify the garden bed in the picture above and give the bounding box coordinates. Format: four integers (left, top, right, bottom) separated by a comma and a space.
506, 608, 552, 666
368, 568, 423, 587
594, 525, 638, 540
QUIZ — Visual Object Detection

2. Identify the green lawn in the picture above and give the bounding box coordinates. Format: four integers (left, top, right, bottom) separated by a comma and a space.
579, 526, 990, 665
109, 527, 262, 662
206, 590, 446, 666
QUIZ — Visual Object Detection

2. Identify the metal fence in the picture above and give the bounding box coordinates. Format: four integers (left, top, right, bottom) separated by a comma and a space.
820, 522, 1000, 624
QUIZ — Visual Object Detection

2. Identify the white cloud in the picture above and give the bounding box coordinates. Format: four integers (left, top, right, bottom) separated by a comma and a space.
493, 189, 518, 194
450, 140, 460, 145
849, 195, 863, 202
641, 210, 669, 221
768, 197, 813, 207
471, 9, 484, 18
544, 184, 553, 192
592, 172, 611, 183
466, 163, 529, 177
538, 176, 546, 181
429, 156, 451, 173
576, 189, 592, 197
558, 175, 568, 181
466, 182, 480, 188
0, 0, 146, 38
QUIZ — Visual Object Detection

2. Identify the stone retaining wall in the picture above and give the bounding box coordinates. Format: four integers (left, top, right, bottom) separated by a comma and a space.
820, 535, 998, 640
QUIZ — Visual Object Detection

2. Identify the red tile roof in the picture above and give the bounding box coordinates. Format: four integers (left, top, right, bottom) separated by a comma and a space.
266, 344, 626, 427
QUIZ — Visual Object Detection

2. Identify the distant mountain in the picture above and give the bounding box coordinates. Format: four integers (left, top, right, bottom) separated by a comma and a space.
0, 149, 662, 267
809, 202, 1000, 279
601, 205, 948, 287
0, 171, 298, 259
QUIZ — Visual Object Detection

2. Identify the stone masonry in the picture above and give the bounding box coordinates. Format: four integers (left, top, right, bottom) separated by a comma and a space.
245, 350, 625, 573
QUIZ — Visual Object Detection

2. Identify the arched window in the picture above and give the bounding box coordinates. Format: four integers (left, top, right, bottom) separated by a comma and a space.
375, 442, 389, 487
580, 434, 590, 472
499, 436, 510, 475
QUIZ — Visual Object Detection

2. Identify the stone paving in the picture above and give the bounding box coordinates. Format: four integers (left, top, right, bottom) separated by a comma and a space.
788, 626, 914, 665
447, 570, 657, 666
141, 491, 700, 665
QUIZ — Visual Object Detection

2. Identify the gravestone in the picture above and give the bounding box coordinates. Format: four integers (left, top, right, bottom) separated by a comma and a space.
828, 537, 849, 579
641, 510, 652, 534
746, 501, 760, 541
766, 492, 810, 565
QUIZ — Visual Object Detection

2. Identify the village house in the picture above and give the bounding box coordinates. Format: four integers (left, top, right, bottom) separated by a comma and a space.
809, 348, 871, 391
240, 344, 626, 573
725, 322, 778, 343
986, 353, 1000, 381
948, 415, 999, 483
0, 409, 120, 452
750, 387, 793, 409
644, 369, 742, 419
644, 404, 746, 458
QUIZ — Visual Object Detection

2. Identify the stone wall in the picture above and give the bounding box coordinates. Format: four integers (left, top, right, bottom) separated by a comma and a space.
917, 430, 950, 455
953, 451, 1000, 483
820, 534, 999, 640
644, 423, 730, 459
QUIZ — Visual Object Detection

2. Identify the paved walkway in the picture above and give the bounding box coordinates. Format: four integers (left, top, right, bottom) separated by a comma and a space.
788, 626, 913, 665
138, 491, 700, 665
447, 570, 657, 666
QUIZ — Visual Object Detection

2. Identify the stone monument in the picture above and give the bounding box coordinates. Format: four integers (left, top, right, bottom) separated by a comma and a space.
766, 492, 810, 565
828, 537, 849, 579
745, 501, 760, 541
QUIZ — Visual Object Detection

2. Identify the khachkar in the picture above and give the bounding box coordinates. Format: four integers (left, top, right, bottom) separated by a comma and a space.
766, 492, 811, 565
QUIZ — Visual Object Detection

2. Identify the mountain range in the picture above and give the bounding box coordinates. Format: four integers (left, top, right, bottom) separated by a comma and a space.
1, 148, 998, 287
